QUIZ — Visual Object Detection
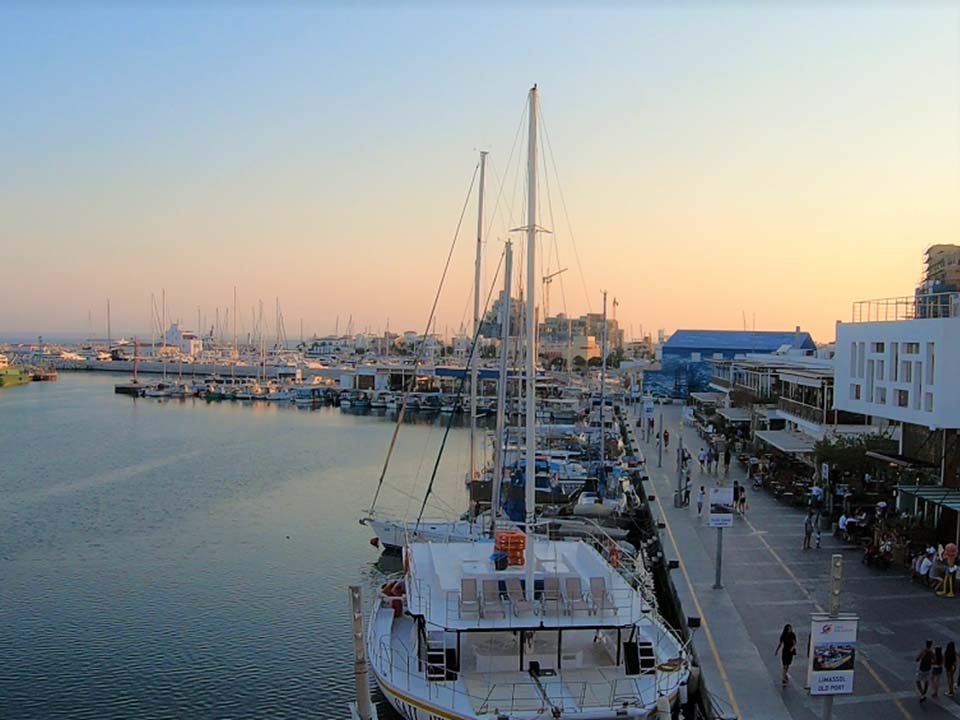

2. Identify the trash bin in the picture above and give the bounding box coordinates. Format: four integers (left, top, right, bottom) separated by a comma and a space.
491, 551, 508, 571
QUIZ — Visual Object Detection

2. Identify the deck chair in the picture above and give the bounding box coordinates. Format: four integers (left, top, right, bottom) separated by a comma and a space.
459, 577, 479, 618
505, 577, 535, 617
590, 576, 617, 615
481, 579, 507, 619
540, 576, 564, 616
564, 576, 592, 615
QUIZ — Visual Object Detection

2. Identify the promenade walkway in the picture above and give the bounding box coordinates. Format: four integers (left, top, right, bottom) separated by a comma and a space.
638, 403, 960, 720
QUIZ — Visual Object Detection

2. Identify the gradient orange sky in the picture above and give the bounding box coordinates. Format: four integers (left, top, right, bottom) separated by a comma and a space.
2, 4, 958, 343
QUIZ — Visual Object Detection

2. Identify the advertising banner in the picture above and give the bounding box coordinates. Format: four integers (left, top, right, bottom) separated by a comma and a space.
708, 487, 734, 528
808, 616, 858, 695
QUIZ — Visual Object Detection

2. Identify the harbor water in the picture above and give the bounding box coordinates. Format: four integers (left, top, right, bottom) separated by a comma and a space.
1, 373, 473, 719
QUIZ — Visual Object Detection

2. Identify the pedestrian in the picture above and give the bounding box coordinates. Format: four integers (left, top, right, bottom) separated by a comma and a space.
738, 483, 748, 514
698, 448, 706, 472
932, 646, 944, 698
697, 486, 706, 517
803, 511, 815, 550
723, 446, 731, 476
663, 429, 670, 448
945, 641, 956, 697
917, 639, 934, 701
775, 623, 797, 687
733, 481, 741, 515
683, 474, 692, 507
815, 512, 822, 549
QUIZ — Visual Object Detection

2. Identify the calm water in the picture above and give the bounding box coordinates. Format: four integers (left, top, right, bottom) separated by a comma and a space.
0, 373, 472, 719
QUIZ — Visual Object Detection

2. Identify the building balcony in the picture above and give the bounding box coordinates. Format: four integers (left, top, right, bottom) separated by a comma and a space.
852, 293, 960, 323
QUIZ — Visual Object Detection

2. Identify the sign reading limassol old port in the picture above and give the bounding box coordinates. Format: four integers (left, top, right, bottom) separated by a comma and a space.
809, 616, 858, 695
708, 487, 734, 528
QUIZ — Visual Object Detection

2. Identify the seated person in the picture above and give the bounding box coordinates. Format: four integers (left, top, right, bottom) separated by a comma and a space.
930, 557, 947, 591
837, 513, 849, 539
918, 551, 935, 587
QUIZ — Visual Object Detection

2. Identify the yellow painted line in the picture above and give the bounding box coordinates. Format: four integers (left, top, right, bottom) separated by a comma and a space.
742, 515, 913, 720
652, 489, 744, 719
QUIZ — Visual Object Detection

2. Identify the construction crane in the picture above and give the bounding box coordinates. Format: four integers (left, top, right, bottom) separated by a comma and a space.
542, 267, 567, 320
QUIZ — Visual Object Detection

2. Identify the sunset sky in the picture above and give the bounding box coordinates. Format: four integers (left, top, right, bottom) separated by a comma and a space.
2, 3, 958, 344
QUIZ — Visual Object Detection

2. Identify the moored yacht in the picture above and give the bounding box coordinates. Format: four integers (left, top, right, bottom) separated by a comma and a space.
366, 538, 688, 719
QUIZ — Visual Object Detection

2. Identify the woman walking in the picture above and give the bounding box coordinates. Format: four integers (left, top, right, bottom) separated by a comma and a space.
945, 641, 956, 697
932, 646, 944, 697
775, 623, 798, 687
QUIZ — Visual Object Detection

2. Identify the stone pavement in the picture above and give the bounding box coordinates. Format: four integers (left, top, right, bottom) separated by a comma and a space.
636, 403, 960, 720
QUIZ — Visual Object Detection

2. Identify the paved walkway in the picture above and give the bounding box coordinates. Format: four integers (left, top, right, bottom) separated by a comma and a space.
637, 403, 960, 720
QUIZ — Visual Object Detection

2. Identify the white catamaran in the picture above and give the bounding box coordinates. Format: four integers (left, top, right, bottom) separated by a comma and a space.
365, 86, 690, 720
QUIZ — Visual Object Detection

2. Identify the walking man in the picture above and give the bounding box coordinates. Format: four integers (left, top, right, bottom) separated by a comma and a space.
917, 640, 935, 702
698, 448, 706, 472
733, 481, 741, 515
697, 486, 706, 517
683, 473, 692, 507
723, 446, 731, 476
803, 510, 815, 550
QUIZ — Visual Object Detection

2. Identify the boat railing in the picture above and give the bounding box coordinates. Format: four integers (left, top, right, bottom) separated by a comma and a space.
369, 633, 681, 714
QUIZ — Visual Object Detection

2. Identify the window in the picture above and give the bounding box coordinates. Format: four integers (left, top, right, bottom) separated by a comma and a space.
858, 343, 866, 378
850, 383, 861, 400
924, 392, 934, 412
877, 360, 884, 380
691, 352, 702, 362
871, 342, 885, 353
927, 343, 935, 384
892, 342, 899, 381
896, 389, 909, 408
850, 342, 857, 376
874, 387, 887, 404
902, 361, 912, 383
904, 342, 920, 354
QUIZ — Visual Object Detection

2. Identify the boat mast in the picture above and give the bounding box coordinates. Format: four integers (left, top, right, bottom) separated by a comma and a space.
524, 85, 538, 600
161, 289, 167, 382
600, 290, 607, 482
470, 151, 487, 503
490, 240, 512, 538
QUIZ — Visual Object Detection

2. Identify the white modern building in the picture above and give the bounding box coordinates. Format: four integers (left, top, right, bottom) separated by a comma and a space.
834, 294, 960, 431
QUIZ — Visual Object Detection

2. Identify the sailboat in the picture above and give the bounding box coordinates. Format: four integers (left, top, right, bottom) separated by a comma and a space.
364, 87, 689, 720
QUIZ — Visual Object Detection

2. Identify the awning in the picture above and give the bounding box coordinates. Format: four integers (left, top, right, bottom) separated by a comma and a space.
897, 485, 960, 513
690, 391, 725, 405
866, 451, 938, 470
717, 407, 752, 423
755, 429, 816, 454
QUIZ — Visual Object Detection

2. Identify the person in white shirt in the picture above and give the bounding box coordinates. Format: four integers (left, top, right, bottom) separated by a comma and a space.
838, 513, 848, 540
920, 553, 935, 586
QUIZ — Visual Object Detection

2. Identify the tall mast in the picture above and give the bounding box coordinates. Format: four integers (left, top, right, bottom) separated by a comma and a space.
490, 240, 512, 538
524, 85, 538, 600
161, 289, 167, 381
232, 286, 238, 380
470, 151, 487, 500
600, 291, 608, 480
106, 298, 111, 350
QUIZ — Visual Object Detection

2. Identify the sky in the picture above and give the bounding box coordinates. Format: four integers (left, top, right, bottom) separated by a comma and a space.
2, 2, 958, 344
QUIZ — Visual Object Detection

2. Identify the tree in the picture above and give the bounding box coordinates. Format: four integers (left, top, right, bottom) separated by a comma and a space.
573, 355, 586, 369
587, 356, 602, 368
605, 351, 622, 369
550, 357, 565, 370
813, 434, 898, 484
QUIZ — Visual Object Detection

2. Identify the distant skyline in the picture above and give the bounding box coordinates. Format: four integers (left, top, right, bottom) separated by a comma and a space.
2, 3, 958, 344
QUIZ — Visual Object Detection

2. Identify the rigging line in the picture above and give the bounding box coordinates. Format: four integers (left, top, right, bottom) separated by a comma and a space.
541, 138, 569, 318
416, 248, 505, 529
483, 96, 528, 243
369, 161, 480, 513
540, 110, 593, 314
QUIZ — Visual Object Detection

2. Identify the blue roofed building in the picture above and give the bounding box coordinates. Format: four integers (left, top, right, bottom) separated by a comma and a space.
643, 327, 817, 398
